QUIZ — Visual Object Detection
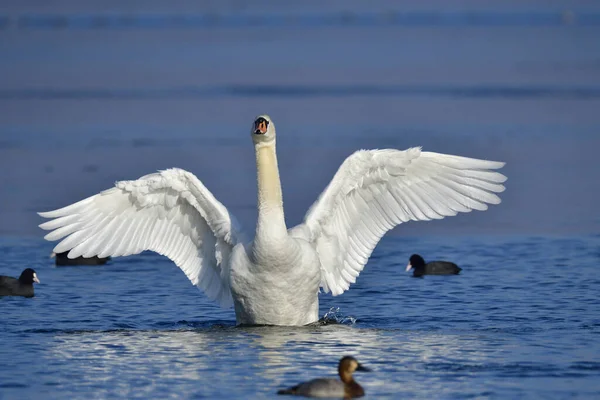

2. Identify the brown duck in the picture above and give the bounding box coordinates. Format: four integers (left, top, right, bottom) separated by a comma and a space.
277, 356, 371, 398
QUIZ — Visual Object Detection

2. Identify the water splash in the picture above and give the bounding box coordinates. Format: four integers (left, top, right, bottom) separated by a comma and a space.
318, 307, 357, 325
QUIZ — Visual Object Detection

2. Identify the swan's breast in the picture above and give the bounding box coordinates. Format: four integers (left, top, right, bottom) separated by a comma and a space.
228, 238, 321, 325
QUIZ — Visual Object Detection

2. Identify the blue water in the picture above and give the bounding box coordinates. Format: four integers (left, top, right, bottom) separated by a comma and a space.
2, 0, 600, 398
1, 235, 599, 399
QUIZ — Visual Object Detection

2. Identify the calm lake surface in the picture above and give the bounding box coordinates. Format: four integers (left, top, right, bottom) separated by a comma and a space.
1, 1, 600, 398
1, 235, 600, 399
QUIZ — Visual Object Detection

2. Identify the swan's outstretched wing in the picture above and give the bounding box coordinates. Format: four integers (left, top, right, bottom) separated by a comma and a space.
39, 168, 243, 307
291, 147, 506, 296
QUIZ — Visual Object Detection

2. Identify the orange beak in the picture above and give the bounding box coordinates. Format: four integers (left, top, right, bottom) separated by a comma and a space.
254, 119, 268, 135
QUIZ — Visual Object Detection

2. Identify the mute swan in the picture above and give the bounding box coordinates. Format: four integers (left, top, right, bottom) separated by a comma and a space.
39, 115, 506, 326
277, 356, 371, 398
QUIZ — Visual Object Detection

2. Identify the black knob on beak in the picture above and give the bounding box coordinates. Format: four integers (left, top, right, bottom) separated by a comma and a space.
254, 117, 269, 135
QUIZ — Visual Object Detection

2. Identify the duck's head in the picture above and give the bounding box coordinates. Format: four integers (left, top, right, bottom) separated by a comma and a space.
338, 356, 371, 381
19, 268, 40, 284
251, 114, 276, 145
406, 254, 426, 272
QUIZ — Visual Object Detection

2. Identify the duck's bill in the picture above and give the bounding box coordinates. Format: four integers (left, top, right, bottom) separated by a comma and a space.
33, 273, 40, 284
405, 263, 413, 272
356, 364, 371, 372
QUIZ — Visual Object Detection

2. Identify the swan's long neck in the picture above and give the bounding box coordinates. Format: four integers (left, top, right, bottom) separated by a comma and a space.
255, 142, 287, 242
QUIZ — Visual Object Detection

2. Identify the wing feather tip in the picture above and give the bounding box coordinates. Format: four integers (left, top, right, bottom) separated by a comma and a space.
43, 231, 62, 241
39, 221, 53, 230
38, 210, 59, 218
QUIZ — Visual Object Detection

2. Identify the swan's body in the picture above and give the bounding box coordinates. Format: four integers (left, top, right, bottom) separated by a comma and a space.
39, 115, 506, 326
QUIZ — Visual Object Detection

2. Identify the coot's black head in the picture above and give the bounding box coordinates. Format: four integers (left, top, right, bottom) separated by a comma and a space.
406, 254, 426, 272
19, 268, 40, 284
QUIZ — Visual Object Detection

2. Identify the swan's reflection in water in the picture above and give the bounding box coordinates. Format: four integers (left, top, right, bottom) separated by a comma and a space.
46, 322, 493, 398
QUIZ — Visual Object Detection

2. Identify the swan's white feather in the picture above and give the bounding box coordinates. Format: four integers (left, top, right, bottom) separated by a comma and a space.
38, 114, 506, 326
293, 147, 506, 295
39, 168, 242, 308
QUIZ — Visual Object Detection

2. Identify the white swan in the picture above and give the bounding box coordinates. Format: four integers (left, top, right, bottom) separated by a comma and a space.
39, 115, 506, 326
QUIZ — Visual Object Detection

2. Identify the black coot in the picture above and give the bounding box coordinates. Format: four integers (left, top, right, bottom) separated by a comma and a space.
406, 254, 461, 277
0, 268, 40, 297
52, 251, 110, 266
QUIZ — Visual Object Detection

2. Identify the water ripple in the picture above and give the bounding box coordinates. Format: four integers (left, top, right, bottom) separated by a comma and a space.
1, 11, 598, 31
1, 234, 599, 398
1, 84, 599, 100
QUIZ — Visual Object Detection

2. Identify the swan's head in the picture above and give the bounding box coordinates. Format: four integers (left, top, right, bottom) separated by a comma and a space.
251, 114, 276, 145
